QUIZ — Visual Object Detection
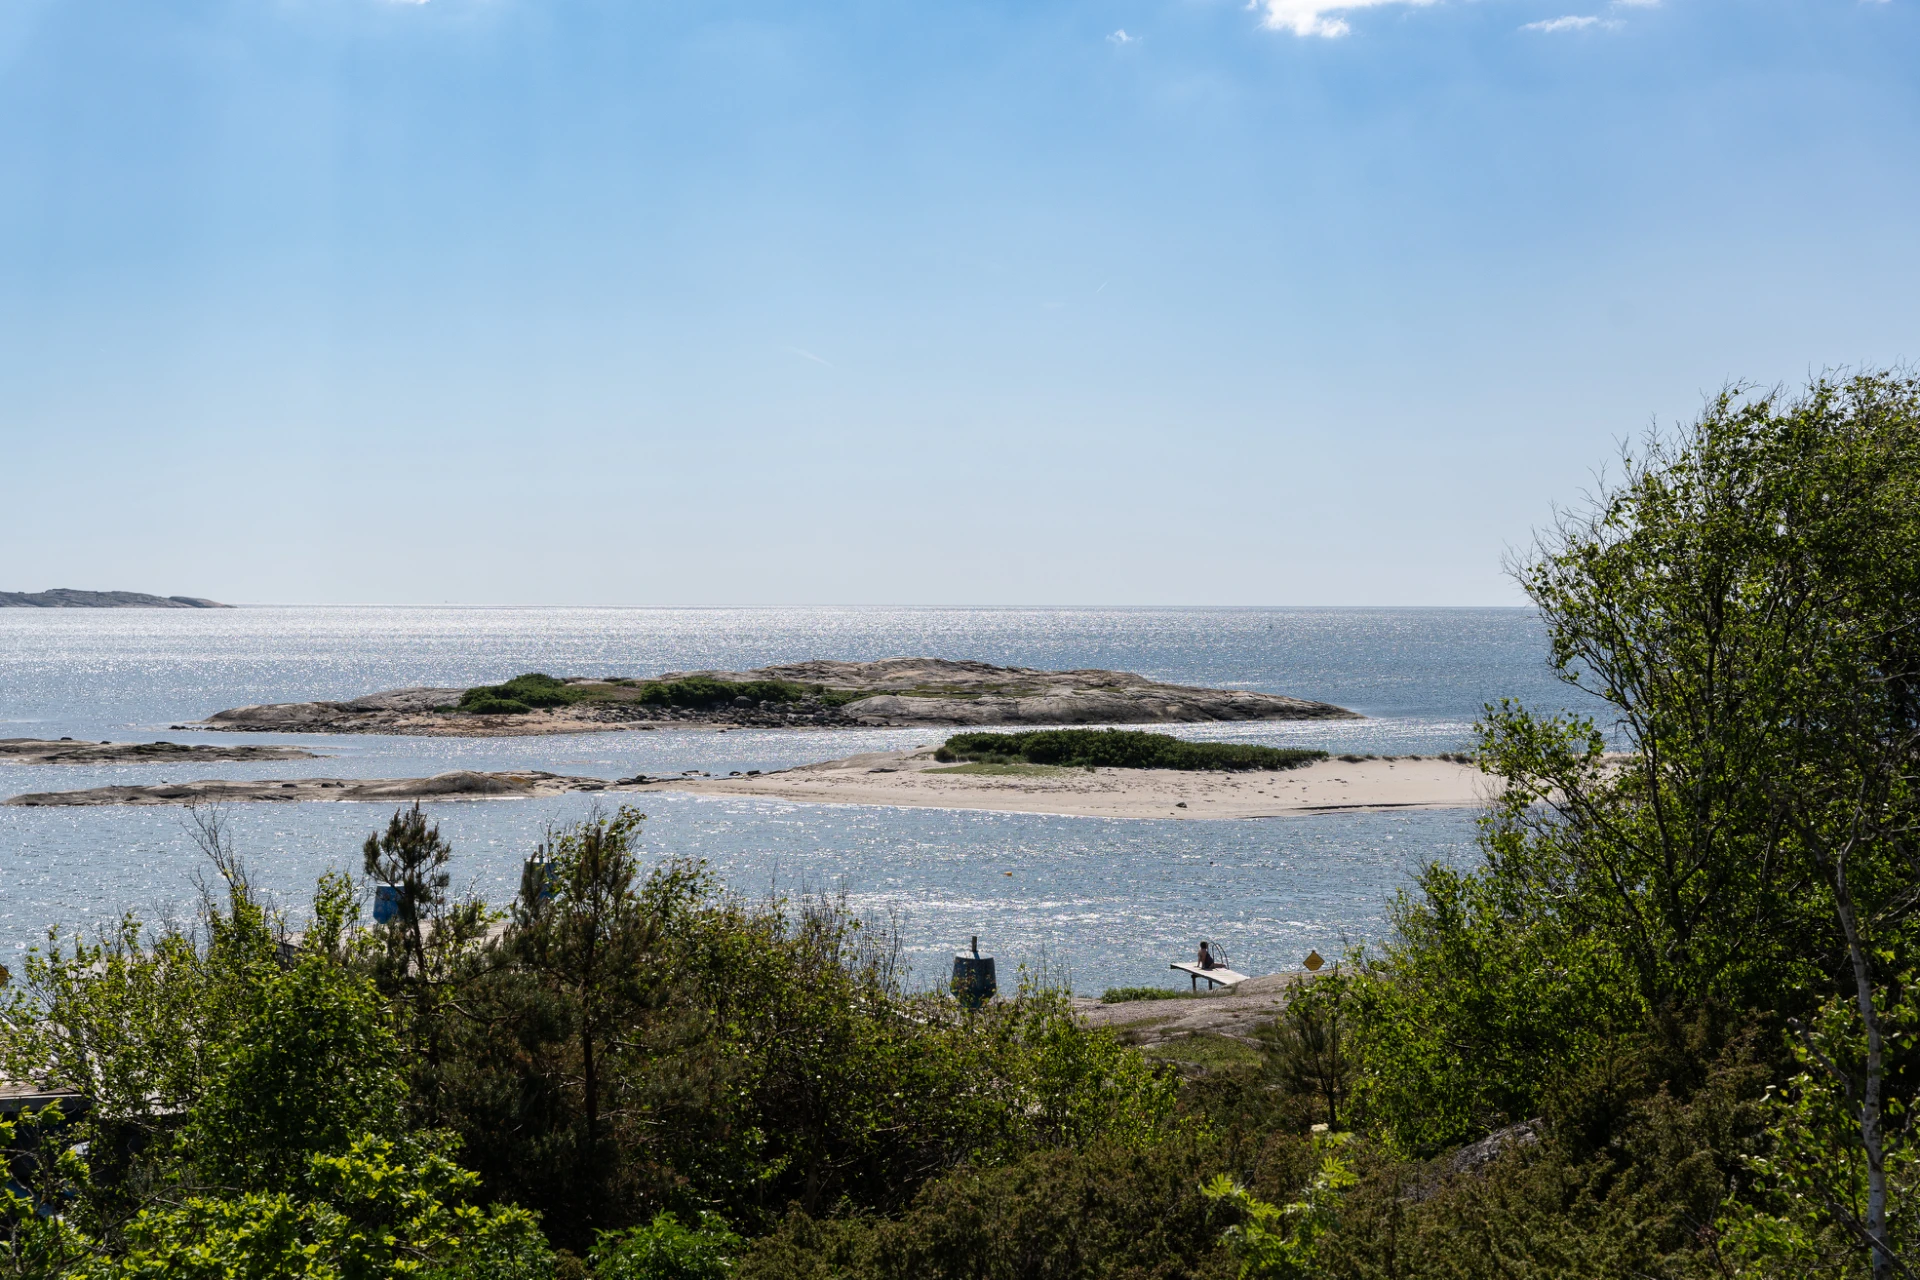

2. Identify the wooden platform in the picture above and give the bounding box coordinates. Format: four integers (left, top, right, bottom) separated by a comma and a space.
1170, 961, 1250, 991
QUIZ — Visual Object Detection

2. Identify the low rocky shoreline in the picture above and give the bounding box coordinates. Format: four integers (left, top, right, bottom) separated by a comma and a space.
5, 770, 642, 807
0, 738, 319, 765
193, 657, 1360, 737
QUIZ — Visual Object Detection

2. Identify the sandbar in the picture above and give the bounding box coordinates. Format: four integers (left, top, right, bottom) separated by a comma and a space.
633, 748, 1494, 820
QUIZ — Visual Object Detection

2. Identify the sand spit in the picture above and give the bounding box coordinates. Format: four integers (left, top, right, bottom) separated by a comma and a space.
6, 770, 644, 807
633, 748, 1495, 820
0, 738, 320, 765
194, 658, 1360, 737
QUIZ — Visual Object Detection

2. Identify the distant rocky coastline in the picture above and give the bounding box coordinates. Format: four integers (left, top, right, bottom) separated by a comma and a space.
194, 658, 1361, 737
0, 589, 230, 608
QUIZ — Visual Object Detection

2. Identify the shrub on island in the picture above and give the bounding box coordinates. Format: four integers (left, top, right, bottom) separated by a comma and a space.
452, 673, 872, 715
933, 728, 1326, 772
455, 672, 579, 715
635, 676, 808, 709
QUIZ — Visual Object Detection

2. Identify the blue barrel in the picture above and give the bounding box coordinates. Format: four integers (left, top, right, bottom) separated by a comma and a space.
372, 883, 401, 925
521, 858, 556, 904
951, 936, 996, 1009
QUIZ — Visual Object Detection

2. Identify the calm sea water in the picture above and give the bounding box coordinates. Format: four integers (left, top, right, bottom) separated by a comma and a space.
0, 607, 1582, 992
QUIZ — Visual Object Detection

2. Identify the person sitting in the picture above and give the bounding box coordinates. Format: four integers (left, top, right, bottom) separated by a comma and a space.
1197, 941, 1221, 971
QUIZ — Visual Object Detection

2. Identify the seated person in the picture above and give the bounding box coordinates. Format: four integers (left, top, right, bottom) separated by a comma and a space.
1197, 941, 1221, 971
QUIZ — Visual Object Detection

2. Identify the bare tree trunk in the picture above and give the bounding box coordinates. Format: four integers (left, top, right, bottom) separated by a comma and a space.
1833, 855, 1893, 1280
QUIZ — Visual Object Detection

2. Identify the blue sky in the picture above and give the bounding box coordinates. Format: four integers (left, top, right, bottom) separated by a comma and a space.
3, 0, 1916, 605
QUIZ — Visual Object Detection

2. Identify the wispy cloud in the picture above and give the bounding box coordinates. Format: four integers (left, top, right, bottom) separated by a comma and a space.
785, 347, 835, 369
1251, 0, 1437, 39
1522, 14, 1607, 31
1107, 28, 1139, 44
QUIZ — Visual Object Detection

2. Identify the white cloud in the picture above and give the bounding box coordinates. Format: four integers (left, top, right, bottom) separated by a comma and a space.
1250, 0, 1437, 39
1522, 14, 1604, 31
1108, 28, 1138, 43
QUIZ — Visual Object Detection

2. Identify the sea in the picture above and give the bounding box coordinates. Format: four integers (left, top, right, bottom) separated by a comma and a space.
0, 606, 1588, 993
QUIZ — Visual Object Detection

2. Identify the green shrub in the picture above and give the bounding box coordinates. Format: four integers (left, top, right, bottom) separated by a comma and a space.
735, 1135, 1280, 1280
458, 672, 580, 714
591, 1211, 741, 1280
934, 729, 1325, 772
462, 694, 534, 715
635, 677, 807, 709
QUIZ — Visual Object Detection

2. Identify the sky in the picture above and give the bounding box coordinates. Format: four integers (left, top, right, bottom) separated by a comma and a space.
2, 0, 1916, 606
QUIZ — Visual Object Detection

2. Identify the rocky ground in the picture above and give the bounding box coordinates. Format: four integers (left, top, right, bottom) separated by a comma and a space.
192, 657, 1359, 736
5, 770, 642, 807
1074, 972, 1304, 1045
0, 738, 319, 764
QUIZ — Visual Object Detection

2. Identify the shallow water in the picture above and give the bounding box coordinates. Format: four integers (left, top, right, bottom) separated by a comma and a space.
0, 606, 1579, 991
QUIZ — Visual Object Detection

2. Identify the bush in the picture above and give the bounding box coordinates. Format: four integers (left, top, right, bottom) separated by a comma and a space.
734, 1136, 1272, 1280
934, 730, 1325, 772
591, 1211, 741, 1280
458, 672, 579, 714
634, 677, 807, 709
463, 694, 534, 715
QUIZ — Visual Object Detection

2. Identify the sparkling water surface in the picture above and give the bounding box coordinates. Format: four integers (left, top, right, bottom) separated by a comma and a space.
0, 607, 1579, 991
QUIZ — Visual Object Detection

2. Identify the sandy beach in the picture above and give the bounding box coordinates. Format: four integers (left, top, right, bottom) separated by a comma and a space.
634, 747, 1495, 820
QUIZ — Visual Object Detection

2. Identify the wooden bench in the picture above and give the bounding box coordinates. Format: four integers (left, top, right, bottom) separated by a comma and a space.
1170, 961, 1250, 991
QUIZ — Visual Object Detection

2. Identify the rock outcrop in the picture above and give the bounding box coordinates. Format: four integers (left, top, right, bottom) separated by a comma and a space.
6, 770, 638, 807
0, 739, 318, 765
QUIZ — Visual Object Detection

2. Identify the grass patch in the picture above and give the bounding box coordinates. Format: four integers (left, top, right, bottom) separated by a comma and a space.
1099, 987, 1199, 1004
934, 729, 1326, 772
925, 762, 1078, 777
1140, 1032, 1263, 1072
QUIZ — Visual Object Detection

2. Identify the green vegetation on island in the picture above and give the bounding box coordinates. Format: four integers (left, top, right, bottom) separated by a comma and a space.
6, 370, 1919, 1278
934, 727, 1327, 771
452, 673, 869, 716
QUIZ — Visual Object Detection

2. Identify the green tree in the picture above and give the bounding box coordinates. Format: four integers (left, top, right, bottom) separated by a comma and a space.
187, 953, 405, 1194
1367, 372, 1920, 1272
503, 807, 678, 1239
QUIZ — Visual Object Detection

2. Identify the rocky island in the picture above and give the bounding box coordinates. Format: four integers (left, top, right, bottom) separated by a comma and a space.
0, 589, 229, 608
0, 738, 319, 765
193, 658, 1360, 737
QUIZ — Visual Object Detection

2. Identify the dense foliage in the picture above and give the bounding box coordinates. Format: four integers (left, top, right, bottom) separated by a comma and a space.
1342, 371, 1920, 1277
935, 729, 1327, 772
0, 803, 1180, 1275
